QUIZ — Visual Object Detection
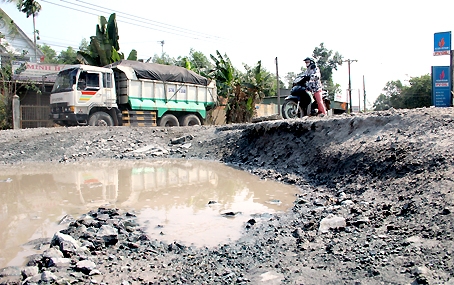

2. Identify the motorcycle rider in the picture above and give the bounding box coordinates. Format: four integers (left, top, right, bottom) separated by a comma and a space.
302, 57, 326, 115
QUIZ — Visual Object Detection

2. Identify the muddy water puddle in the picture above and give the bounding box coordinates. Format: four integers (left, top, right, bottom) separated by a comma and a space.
0, 159, 300, 268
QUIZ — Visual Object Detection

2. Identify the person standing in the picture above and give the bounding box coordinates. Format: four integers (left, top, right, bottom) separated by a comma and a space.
302, 57, 326, 115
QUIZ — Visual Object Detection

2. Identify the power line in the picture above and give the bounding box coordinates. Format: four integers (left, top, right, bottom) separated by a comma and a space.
40, 0, 226, 42
72, 0, 225, 41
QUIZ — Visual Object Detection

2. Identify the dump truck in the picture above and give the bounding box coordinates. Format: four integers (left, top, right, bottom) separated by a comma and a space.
49, 60, 217, 127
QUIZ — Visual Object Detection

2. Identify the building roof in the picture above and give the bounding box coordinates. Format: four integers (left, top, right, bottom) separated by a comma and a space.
0, 7, 44, 60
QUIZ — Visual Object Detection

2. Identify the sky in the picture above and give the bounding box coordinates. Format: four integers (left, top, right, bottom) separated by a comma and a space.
2, 0, 453, 108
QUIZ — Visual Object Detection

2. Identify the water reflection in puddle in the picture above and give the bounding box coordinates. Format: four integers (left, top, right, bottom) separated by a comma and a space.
0, 159, 300, 268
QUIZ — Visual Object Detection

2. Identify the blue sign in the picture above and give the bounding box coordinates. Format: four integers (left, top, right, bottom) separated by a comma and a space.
434, 32, 451, 56
432, 66, 452, 107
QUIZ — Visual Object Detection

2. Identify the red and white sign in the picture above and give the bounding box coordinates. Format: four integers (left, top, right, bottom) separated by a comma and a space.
12, 61, 74, 82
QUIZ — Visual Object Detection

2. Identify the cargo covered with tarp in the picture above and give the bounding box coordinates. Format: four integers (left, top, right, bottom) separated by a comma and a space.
108, 60, 210, 86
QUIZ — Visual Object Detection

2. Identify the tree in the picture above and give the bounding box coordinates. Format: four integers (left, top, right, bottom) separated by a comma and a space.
232, 61, 271, 122
373, 93, 392, 111
79, 38, 90, 53
240, 65, 277, 98
284, 72, 297, 89
58, 46, 79, 64
400, 75, 431, 108
311, 43, 343, 100
208, 50, 237, 99
39, 43, 58, 63
209, 51, 274, 123
186, 49, 213, 75
39, 44, 80, 64
383, 80, 404, 109
16, 0, 41, 62
151, 52, 175, 65
77, 13, 137, 66
373, 76, 431, 110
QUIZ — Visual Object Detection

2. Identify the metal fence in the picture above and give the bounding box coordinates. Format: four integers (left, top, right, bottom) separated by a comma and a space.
20, 105, 53, 128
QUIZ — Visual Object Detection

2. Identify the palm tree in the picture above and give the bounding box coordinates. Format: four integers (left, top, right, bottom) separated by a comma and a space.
17, 0, 41, 62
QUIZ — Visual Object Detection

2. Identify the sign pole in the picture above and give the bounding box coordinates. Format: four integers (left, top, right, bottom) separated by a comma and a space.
275, 57, 281, 116
433, 31, 452, 107
451, 50, 454, 106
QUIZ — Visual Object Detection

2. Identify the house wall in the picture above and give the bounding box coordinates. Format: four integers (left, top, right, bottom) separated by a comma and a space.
0, 8, 43, 62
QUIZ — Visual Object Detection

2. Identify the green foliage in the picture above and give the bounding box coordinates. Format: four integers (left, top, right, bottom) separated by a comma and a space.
151, 53, 176, 65
39, 44, 81, 64
39, 43, 58, 63
58, 46, 79, 64
311, 43, 343, 100
230, 61, 271, 122
373, 93, 392, 111
77, 13, 136, 66
373, 75, 432, 110
401, 75, 432, 108
14, 0, 41, 60
0, 46, 39, 129
284, 71, 297, 89
79, 38, 90, 53
127, 49, 137, 61
15, 0, 41, 18
180, 49, 214, 75
208, 50, 237, 99
208, 51, 272, 123
286, 43, 342, 98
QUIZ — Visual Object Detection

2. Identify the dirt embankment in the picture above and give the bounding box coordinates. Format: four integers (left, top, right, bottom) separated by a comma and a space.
0, 107, 453, 284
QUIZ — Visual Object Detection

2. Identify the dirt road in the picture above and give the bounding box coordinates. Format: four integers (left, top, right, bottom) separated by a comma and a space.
0, 107, 453, 284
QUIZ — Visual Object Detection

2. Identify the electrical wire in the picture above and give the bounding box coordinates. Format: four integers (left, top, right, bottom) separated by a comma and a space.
72, 0, 225, 40
4, 0, 225, 62
39, 0, 226, 42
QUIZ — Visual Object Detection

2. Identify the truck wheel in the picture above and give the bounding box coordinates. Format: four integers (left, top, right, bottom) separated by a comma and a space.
179, 114, 201, 126
88, 111, 114, 126
159, 114, 179, 127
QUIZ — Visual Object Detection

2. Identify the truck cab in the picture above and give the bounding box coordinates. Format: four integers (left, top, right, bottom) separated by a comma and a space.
50, 65, 119, 126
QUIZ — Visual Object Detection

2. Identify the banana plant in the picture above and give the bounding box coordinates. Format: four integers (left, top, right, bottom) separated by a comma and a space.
77, 13, 137, 66
208, 51, 274, 123
208, 50, 237, 98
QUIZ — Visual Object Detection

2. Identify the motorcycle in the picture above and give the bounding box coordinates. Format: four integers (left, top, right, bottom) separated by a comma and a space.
281, 75, 330, 119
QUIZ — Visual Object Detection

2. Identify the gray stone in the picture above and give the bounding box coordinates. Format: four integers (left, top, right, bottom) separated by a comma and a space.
89, 269, 101, 276
341, 200, 354, 206
23, 274, 41, 284
319, 215, 346, 233
97, 225, 118, 237
43, 247, 64, 259
41, 271, 57, 282
0, 266, 21, 277
76, 260, 96, 274
48, 257, 71, 268
22, 266, 39, 278
97, 224, 118, 245
51, 232, 81, 252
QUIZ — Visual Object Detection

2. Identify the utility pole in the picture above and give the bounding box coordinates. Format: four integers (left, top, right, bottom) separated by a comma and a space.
358, 89, 361, 112
342, 59, 358, 113
275, 57, 281, 116
363, 75, 366, 112
158, 40, 165, 55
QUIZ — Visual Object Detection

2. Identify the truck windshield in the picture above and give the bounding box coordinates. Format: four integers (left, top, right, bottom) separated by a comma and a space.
52, 68, 78, 93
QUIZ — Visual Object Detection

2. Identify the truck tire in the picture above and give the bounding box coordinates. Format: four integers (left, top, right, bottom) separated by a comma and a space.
159, 114, 179, 127
179, 114, 201, 126
88, 111, 114, 126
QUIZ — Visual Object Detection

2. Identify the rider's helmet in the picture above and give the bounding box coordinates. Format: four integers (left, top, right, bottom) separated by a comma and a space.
303, 57, 316, 69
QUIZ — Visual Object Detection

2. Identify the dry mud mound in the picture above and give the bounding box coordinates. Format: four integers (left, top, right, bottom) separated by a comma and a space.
0, 107, 453, 284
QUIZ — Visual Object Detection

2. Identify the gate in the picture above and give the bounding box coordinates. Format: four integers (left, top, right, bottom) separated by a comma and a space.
20, 105, 53, 128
